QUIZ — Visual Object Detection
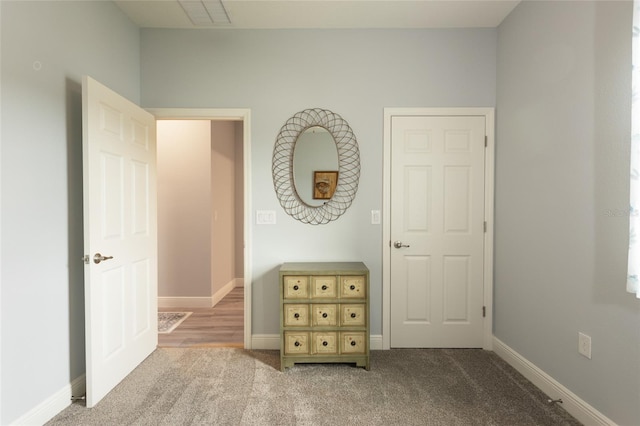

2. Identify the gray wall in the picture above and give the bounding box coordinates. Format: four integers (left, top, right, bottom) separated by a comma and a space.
496, 1, 640, 424
0, 1, 140, 423
141, 28, 498, 335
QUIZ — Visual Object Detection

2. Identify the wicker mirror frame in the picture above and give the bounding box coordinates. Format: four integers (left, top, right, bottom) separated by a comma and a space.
272, 108, 360, 225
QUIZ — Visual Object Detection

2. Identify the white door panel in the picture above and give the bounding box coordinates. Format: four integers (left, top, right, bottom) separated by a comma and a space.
390, 115, 485, 348
83, 76, 157, 407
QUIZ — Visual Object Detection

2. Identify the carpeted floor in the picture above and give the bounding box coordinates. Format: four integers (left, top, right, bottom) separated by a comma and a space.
47, 348, 581, 425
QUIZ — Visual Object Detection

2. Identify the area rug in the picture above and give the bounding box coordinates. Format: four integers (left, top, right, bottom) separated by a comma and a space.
158, 312, 192, 334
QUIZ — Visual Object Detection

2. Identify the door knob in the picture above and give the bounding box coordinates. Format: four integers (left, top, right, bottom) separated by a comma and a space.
93, 253, 114, 264
393, 241, 410, 249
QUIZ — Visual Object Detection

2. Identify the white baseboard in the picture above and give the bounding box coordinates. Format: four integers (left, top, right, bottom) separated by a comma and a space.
250, 334, 384, 351
11, 374, 85, 426
158, 297, 212, 308
212, 279, 236, 307
492, 336, 616, 426
160, 277, 243, 308
370, 334, 383, 350
251, 334, 280, 350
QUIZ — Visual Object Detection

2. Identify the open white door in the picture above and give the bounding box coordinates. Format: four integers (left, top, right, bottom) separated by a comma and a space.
82, 76, 157, 407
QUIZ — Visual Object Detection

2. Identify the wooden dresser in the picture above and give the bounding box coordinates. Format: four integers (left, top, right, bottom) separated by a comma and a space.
279, 262, 370, 371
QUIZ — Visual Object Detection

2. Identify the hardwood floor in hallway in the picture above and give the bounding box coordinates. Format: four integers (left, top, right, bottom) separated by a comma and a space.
158, 286, 244, 348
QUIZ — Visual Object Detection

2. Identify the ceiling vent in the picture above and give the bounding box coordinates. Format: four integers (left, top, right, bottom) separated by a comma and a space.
178, 0, 231, 26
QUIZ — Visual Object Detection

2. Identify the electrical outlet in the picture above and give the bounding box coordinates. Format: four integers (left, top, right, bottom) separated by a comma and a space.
578, 332, 592, 359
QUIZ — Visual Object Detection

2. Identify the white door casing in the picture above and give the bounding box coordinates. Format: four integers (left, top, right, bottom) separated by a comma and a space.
82, 76, 158, 407
382, 108, 495, 350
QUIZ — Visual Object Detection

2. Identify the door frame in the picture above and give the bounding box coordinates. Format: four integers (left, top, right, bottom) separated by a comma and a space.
148, 108, 253, 349
382, 107, 495, 350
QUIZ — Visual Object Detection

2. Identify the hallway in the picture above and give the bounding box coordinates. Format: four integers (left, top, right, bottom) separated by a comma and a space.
158, 287, 244, 348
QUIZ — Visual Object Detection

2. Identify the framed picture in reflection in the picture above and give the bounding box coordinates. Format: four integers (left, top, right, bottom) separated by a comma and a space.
313, 171, 338, 200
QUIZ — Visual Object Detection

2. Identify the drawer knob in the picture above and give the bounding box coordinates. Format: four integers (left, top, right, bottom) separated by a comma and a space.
350, 313, 356, 318
294, 341, 301, 347
350, 340, 357, 346
293, 285, 299, 291
321, 285, 328, 290
350, 285, 356, 290
322, 312, 328, 318
294, 313, 300, 319
322, 341, 328, 346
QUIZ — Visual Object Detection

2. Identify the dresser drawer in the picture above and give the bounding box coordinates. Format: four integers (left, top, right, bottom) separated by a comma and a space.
283, 276, 309, 299
312, 332, 338, 354
341, 332, 366, 354
311, 304, 338, 326
340, 276, 366, 298
283, 304, 309, 327
340, 304, 366, 326
311, 276, 337, 298
284, 332, 310, 354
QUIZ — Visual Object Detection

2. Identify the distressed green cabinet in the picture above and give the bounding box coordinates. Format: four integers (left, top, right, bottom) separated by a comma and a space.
279, 262, 370, 371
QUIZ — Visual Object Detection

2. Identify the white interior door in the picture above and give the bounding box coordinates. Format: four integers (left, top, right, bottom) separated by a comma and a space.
82, 76, 157, 407
390, 115, 485, 348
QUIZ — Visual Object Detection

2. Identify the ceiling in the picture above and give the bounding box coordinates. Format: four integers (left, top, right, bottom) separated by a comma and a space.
114, 0, 521, 29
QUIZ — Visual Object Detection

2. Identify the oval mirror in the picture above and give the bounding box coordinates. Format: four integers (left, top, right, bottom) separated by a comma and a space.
293, 126, 339, 206
272, 108, 360, 225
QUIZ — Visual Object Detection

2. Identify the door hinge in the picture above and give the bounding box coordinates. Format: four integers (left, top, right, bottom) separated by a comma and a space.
482, 306, 486, 317
485, 135, 488, 147
484, 221, 487, 233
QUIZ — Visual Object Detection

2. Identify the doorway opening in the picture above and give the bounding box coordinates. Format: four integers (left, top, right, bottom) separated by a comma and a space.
150, 108, 252, 349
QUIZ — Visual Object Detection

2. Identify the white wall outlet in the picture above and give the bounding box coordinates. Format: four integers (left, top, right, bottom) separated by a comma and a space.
371, 210, 381, 224
578, 332, 592, 359
256, 210, 276, 225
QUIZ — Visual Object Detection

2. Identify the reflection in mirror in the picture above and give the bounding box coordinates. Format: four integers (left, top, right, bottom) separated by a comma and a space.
293, 126, 339, 206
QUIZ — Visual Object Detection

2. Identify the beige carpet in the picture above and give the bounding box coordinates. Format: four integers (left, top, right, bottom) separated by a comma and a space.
47, 348, 581, 425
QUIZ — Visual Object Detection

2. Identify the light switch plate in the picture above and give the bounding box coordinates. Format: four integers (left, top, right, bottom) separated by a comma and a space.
256, 210, 276, 225
371, 210, 381, 225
